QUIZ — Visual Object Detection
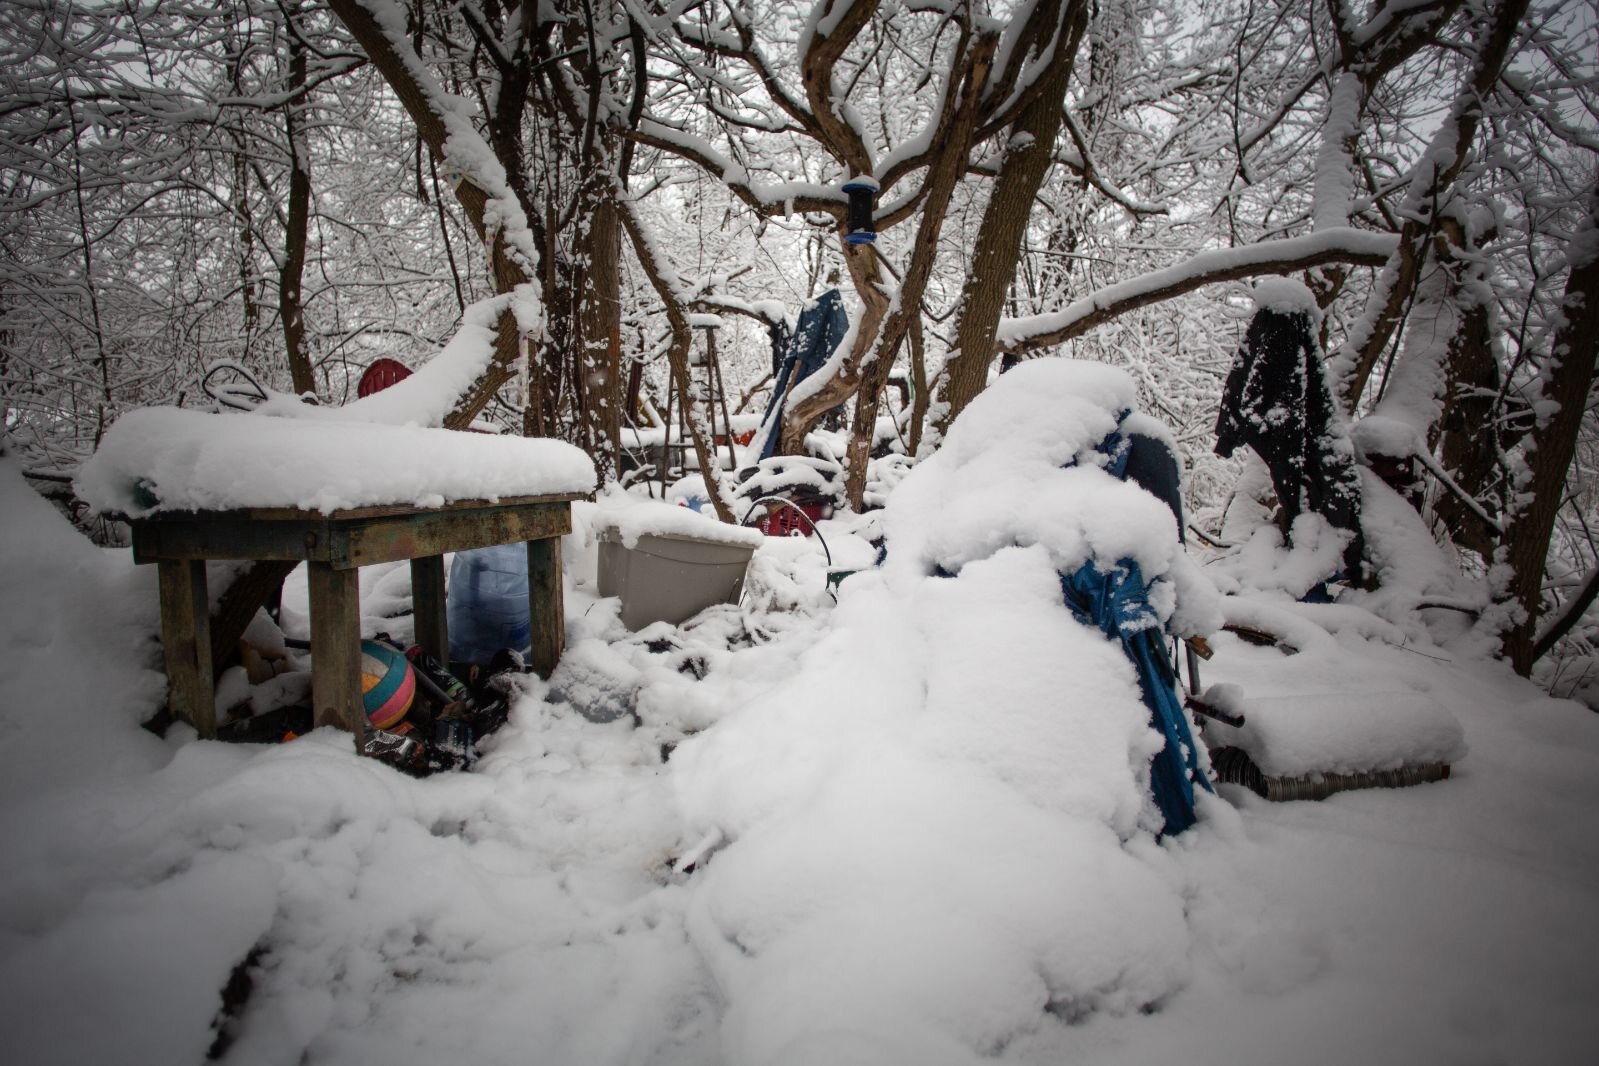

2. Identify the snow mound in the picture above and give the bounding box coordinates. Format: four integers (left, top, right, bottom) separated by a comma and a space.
673, 547, 1194, 1063
0, 458, 168, 803
661, 362, 1236, 1059
76, 406, 595, 516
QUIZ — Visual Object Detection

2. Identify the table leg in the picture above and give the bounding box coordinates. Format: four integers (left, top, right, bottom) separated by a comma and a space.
308, 562, 365, 741
410, 554, 448, 664
527, 537, 564, 678
158, 559, 215, 739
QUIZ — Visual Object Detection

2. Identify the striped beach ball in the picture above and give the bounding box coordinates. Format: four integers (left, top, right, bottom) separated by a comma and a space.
361, 640, 415, 729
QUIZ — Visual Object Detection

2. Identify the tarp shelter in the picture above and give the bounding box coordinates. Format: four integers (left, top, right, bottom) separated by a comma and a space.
749, 289, 848, 462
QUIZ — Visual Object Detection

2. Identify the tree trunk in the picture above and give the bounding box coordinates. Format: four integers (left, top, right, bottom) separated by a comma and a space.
327, 0, 536, 431
1501, 186, 1599, 675
837, 31, 1002, 508
932, 0, 1087, 444
1338, 0, 1529, 409
579, 192, 623, 479
1428, 218, 1505, 559
280, 17, 316, 397
616, 198, 736, 523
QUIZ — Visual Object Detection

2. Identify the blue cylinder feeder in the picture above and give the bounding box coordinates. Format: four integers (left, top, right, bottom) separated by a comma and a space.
842, 176, 878, 245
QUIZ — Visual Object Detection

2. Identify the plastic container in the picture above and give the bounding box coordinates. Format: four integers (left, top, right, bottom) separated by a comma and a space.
755, 499, 828, 537
597, 526, 757, 630
447, 544, 532, 664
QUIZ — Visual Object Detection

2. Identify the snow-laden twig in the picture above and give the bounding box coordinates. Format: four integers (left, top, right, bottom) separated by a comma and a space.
999, 228, 1396, 351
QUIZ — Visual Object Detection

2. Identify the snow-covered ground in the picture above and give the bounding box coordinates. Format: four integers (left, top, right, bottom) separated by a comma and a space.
3, 421, 1597, 1064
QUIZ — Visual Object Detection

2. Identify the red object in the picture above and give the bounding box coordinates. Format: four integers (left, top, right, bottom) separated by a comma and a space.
357, 358, 413, 398
756, 500, 827, 537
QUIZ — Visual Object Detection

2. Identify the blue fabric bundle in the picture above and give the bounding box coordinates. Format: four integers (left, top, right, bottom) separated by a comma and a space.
1061, 557, 1210, 836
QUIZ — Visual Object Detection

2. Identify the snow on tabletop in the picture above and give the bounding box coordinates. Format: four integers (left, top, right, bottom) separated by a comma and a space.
76, 406, 595, 517
590, 487, 764, 549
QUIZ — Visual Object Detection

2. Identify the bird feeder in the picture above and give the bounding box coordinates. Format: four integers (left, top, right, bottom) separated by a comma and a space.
842, 176, 879, 245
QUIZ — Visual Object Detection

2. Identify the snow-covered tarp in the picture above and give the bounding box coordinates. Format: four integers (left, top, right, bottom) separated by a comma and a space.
885, 359, 1221, 638
76, 406, 596, 517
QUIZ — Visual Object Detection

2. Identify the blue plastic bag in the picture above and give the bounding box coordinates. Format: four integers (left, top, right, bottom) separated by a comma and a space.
447, 544, 532, 664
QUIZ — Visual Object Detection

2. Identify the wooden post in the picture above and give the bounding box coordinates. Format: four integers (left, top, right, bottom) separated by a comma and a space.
410, 554, 448, 664
527, 536, 564, 678
307, 561, 365, 741
158, 559, 215, 738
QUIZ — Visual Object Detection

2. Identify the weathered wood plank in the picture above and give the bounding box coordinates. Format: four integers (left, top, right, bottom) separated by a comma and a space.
410, 554, 448, 663
335, 503, 571, 568
131, 501, 572, 568
307, 561, 365, 741
528, 536, 564, 678
134, 518, 332, 565
231, 492, 584, 521
158, 559, 215, 738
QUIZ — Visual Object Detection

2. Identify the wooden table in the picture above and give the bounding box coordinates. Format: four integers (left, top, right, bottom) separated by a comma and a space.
127, 494, 580, 742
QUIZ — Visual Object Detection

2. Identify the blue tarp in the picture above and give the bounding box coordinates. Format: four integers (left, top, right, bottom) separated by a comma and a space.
1061, 556, 1210, 836
1062, 418, 1210, 834
919, 413, 1211, 834
753, 289, 849, 461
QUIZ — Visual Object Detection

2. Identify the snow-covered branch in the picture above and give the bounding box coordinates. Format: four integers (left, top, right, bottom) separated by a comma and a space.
999, 229, 1397, 352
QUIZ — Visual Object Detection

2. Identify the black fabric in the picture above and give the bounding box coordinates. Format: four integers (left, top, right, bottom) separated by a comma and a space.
768, 320, 790, 379
1215, 307, 1363, 578
1122, 432, 1185, 544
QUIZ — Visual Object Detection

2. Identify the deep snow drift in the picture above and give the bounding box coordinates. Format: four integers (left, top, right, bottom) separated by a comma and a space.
3, 370, 1598, 1064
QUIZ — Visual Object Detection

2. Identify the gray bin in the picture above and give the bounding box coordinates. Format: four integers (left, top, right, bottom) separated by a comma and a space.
597, 525, 757, 630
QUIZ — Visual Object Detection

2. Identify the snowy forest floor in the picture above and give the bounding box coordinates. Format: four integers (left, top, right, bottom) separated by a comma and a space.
2, 455, 1597, 1066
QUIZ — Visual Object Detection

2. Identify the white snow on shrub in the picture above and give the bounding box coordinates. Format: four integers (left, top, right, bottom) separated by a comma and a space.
1250, 277, 1322, 320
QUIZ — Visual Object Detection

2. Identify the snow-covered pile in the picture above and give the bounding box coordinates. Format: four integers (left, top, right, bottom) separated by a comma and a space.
1207, 688, 1465, 777
0, 459, 168, 802
885, 359, 1220, 637
76, 406, 595, 516
672, 547, 1200, 1062
658, 362, 1230, 1060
